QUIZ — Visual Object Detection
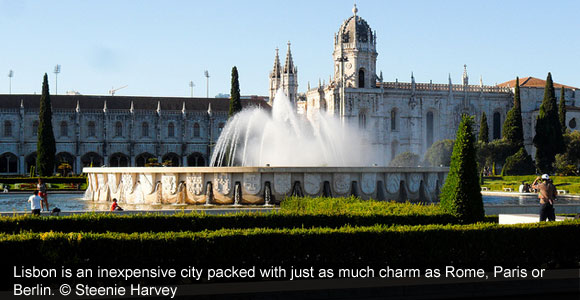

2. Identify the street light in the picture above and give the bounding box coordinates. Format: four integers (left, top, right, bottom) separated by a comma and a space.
8, 70, 13, 95
189, 81, 195, 98
204, 70, 210, 98
54, 64, 61, 95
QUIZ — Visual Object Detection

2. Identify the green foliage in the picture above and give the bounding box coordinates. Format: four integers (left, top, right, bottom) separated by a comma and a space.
440, 115, 484, 223
534, 72, 565, 173
482, 175, 580, 194
502, 77, 524, 148
478, 112, 489, 143
36, 74, 56, 176
554, 131, 580, 176
389, 151, 420, 167
423, 139, 454, 167
228, 66, 242, 117
477, 139, 514, 172
0, 221, 578, 272
501, 147, 535, 176
559, 87, 567, 134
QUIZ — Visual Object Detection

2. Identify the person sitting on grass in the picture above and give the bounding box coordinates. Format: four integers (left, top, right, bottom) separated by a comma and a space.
111, 198, 123, 211
27, 190, 42, 216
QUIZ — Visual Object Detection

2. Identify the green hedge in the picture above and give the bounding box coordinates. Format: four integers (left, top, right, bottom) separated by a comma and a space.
0, 176, 86, 184
0, 212, 473, 234
1, 221, 578, 271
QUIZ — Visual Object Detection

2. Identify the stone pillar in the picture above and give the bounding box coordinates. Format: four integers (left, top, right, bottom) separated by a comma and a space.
75, 155, 81, 174
182, 156, 187, 167
19, 155, 25, 175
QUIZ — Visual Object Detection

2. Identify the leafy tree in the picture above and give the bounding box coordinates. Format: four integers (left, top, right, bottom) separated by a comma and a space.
440, 115, 483, 223
501, 147, 535, 175
478, 112, 489, 143
389, 152, 420, 167
36, 73, 56, 176
502, 77, 524, 148
559, 87, 567, 133
229, 66, 242, 117
554, 131, 580, 175
476, 139, 513, 173
533, 73, 565, 174
423, 139, 454, 167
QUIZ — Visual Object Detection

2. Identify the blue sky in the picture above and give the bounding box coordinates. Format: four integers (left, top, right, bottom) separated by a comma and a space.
1, 0, 579, 97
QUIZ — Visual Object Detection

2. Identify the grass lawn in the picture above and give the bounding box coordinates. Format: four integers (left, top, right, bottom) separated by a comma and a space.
482, 175, 580, 194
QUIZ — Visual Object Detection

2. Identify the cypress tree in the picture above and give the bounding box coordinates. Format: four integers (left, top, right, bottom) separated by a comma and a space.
37, 73, 56, 176
478, 112, 489, 143
559, 87, 567, 133
440, 114, 484, 223
533, 73, 565, 173
229, 66, 242, 117
502, 77, 524, 148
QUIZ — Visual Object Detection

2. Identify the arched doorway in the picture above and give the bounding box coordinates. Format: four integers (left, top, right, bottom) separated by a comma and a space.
187, 152, 206, 166
162, 153, 180, 167
81, 152, 103, 168
135, 152, 155, 167
55, 152, 75, 175
25, 152, 37, 174
109, 153, 129, 167
0, 152, 18, 173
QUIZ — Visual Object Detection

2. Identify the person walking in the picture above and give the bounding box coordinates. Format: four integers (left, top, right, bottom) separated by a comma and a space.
28, 190, 42, 216
531, 174, 557, 222
37, 178, 49, 211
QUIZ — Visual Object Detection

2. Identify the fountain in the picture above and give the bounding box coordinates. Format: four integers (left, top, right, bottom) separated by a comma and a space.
84, 91, 448, 205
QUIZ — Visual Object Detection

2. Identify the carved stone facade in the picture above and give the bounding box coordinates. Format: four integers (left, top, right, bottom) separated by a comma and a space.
0, 95, 267, 174
275, 5, 580, 165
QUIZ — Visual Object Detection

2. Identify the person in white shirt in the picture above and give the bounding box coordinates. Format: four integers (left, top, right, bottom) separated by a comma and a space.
28, 190, 42, 216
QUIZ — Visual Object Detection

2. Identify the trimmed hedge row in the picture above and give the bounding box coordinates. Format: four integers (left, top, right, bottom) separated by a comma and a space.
2, 221, 579, 271
0, 176, 86, 184
0, 211, 500, 234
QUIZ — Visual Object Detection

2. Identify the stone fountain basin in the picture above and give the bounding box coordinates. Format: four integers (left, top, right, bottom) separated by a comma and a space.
83, 167, 449, 205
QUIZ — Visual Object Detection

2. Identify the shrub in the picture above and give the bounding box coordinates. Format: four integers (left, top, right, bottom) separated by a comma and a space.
501, 147, 535, 175
440, 115, 484, 223
389, 152, 420, 167
423, 139, 454, 167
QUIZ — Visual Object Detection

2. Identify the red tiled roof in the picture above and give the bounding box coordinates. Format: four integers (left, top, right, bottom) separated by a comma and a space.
498, 77, 577, 89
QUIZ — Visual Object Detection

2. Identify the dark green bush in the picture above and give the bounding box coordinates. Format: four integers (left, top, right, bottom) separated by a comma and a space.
501, 147, 535, 175
1, 221, 578, 272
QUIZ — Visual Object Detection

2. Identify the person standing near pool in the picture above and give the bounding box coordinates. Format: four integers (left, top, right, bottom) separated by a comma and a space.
532, 174, 557, 222
37, 178, 49, 211
27, 190, 42, 216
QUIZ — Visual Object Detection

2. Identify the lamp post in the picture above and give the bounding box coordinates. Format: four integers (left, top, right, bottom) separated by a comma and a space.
204, 70, 210, 98
8, 70, 13, 94
189, 81, 195, 98
54, 64, 61, 95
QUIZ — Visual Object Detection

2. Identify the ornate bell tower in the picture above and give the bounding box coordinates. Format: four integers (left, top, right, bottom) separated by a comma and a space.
333, 4, 378, 89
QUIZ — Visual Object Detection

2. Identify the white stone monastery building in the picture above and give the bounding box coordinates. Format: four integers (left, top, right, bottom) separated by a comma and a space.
269, 5, 579, 166
0, 95, 266, 174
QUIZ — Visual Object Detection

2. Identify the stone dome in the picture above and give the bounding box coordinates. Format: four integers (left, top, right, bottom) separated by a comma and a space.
338, 13, 374, 44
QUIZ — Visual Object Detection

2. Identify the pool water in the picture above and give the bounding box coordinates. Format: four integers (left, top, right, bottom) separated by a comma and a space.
0, 193, 578, 212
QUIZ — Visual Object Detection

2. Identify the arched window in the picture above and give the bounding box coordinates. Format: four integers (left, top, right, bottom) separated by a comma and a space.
0, 152, 18, 173
358, 112, 367, 129
426, 111, 434, 147
4, 121, 12, 137
193, 123, 200, 138
358, 69, 365, 88
187, 152, 206, 166
60, 121, 68, 137
390, 109, 398, 131
168, 122, 175, 137
218, 123, 225, 134
87, 121, 96, 137
115, 121, 123, 137
141, 122, 149, 137
32, 121, 39, 136
493, 112, 501, 140
569, 118, 577, 129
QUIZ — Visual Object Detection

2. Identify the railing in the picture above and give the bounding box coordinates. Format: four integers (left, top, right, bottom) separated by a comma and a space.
379, 82, 511, 93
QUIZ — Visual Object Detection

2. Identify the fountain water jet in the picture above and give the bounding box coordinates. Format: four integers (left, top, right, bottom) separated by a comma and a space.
210, 90, 376, 167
